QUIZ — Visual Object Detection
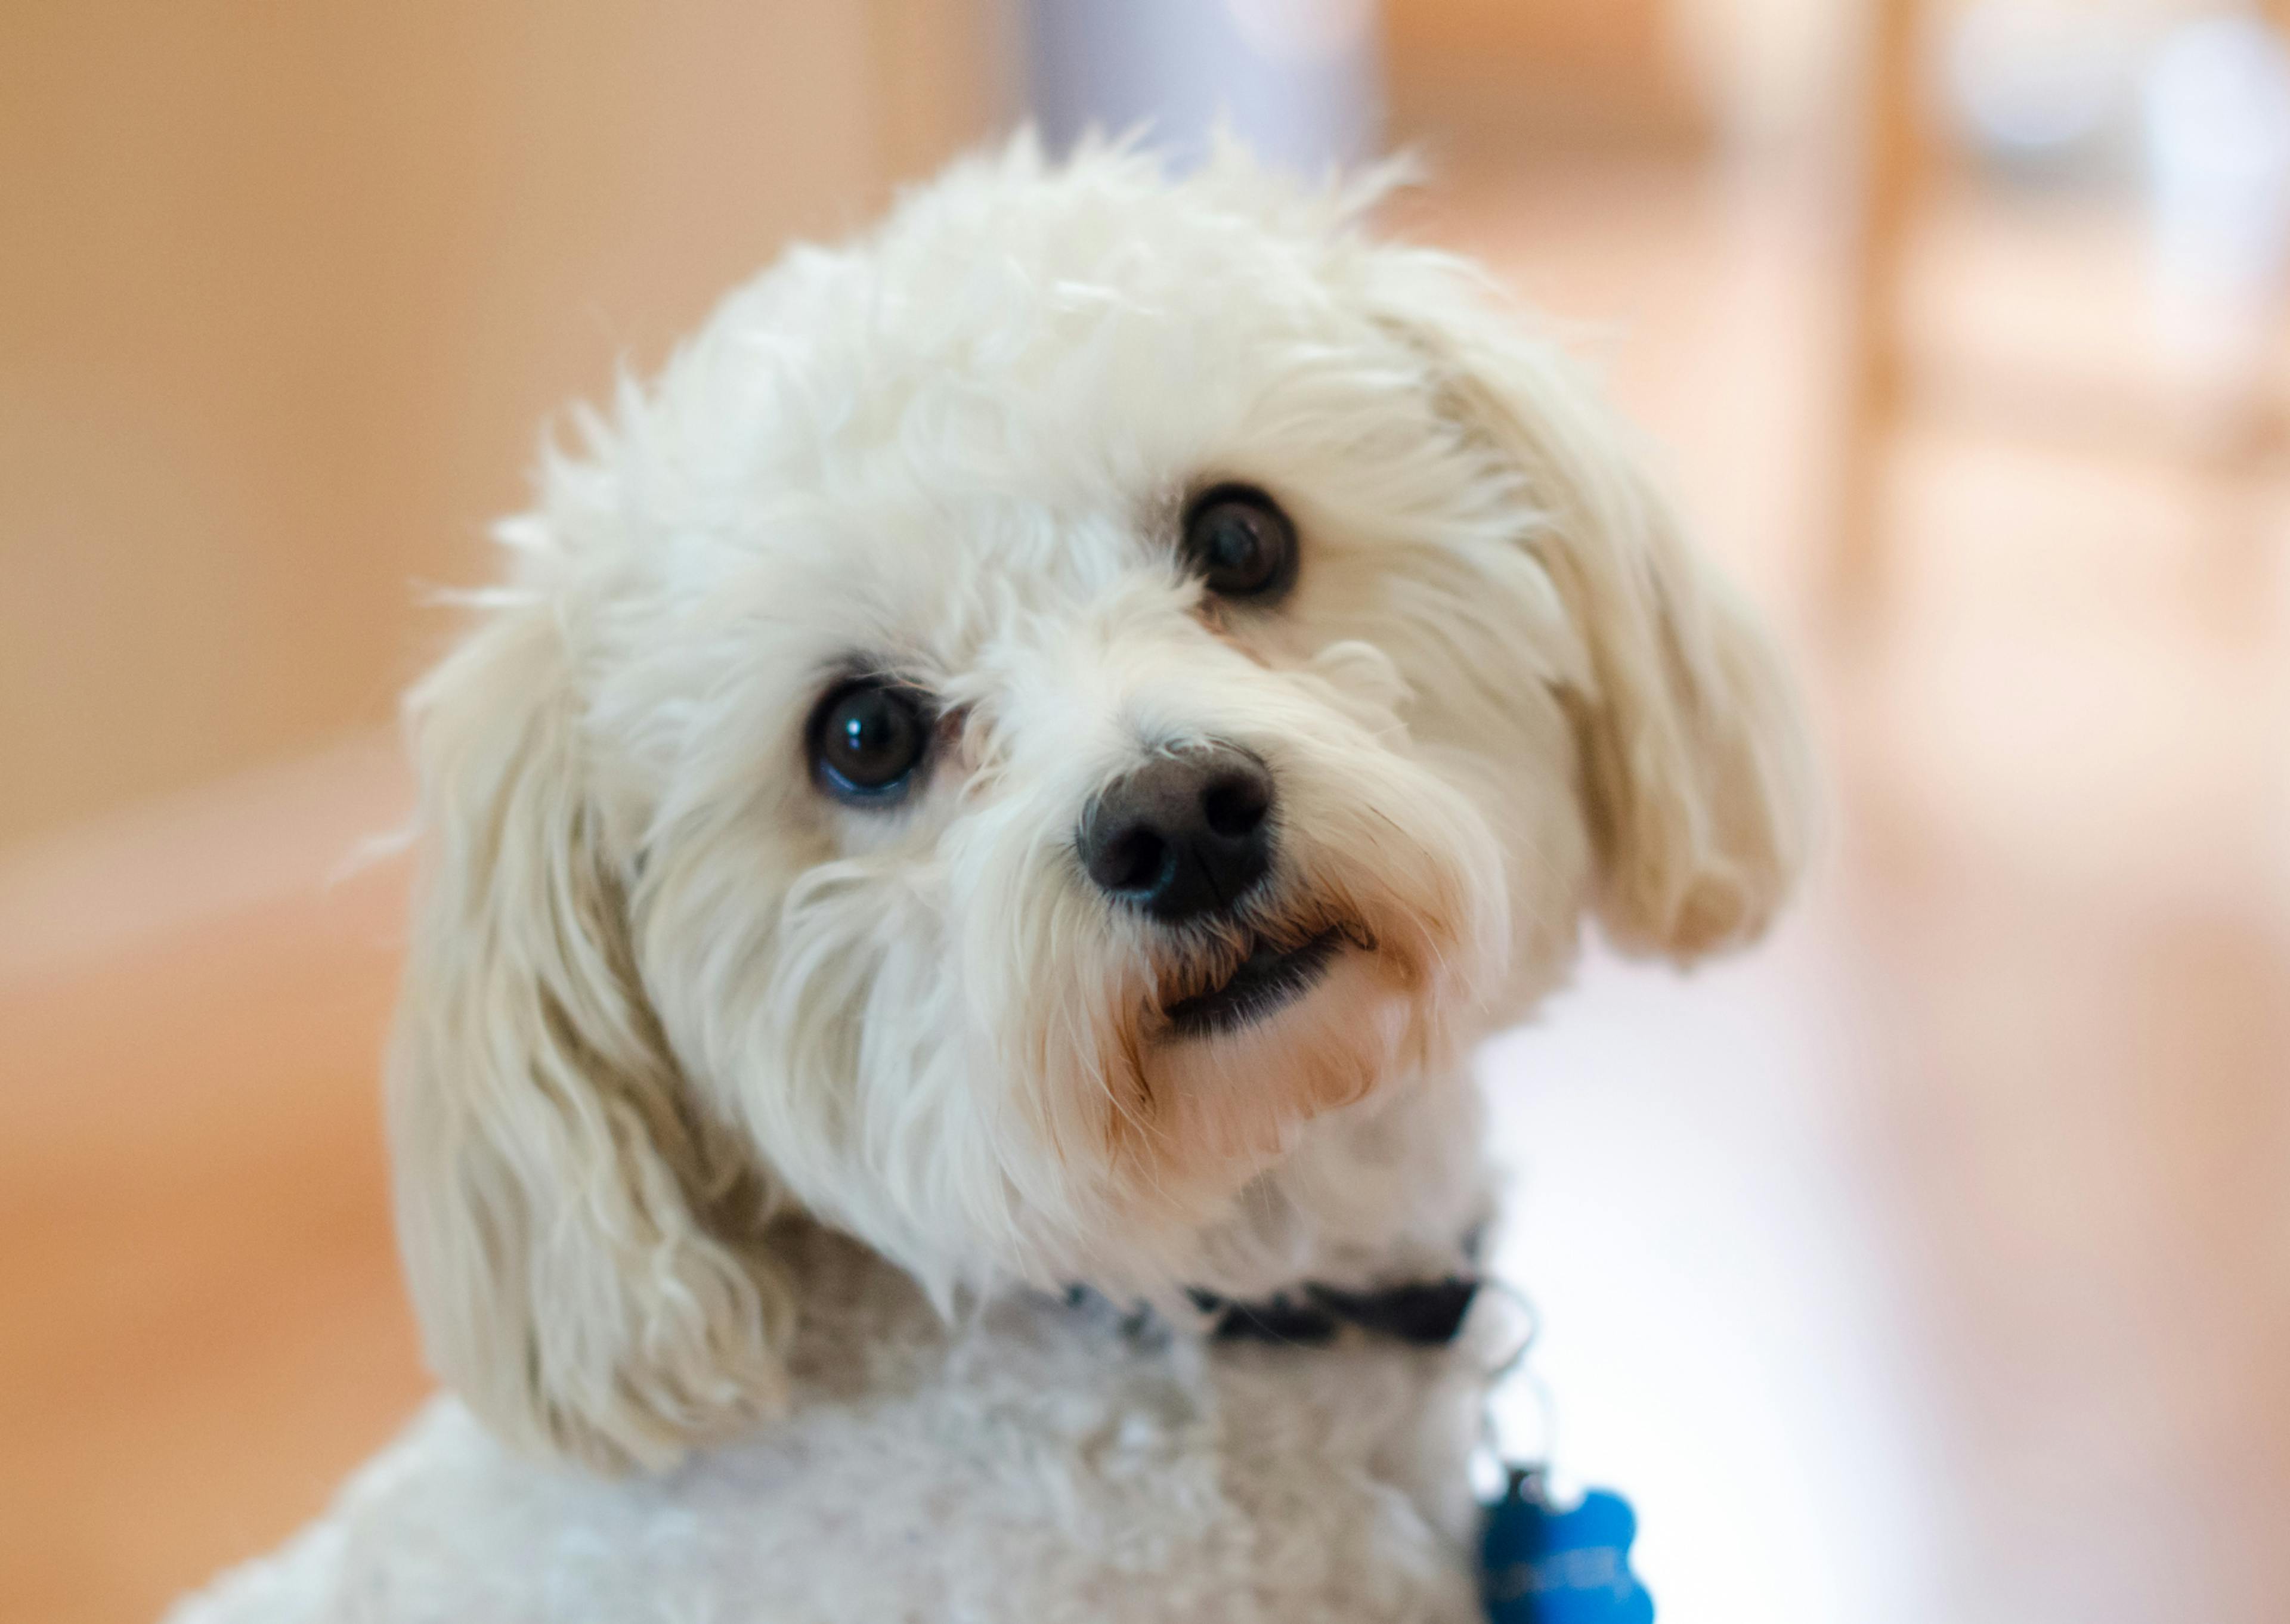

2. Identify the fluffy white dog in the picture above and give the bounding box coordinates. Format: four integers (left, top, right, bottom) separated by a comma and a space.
172, 137, 1808, 1623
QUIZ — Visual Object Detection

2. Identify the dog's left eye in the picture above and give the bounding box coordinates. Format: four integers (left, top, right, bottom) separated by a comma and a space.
809, 677, 930, 804
1181, 484, 1298, 601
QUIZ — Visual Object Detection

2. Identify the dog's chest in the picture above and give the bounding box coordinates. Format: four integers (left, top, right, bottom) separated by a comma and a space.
271, 1283, 1491, 1624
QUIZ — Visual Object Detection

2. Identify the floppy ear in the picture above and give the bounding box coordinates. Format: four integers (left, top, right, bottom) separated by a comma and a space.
1369, 256, 1813, 959
388, 600, 793, 1472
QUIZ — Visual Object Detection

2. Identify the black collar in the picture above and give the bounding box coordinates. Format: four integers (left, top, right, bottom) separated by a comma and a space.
1184, 1276, 1481, 1347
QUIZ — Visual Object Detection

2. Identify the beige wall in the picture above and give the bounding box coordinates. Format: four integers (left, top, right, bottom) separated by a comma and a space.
0, 1, 1002, 847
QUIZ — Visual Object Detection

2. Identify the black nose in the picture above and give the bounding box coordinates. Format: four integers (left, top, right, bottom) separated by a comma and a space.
1079, 746, 1274, 923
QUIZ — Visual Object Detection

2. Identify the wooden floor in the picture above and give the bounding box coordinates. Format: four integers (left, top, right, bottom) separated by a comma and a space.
0, 746, 428, 1624
4, 153, 2286, 1624
1435, 157, 2290, 1624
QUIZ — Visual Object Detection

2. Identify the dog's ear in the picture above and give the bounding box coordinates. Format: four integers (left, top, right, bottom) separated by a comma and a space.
388, 599, 793, 1471
1367, 256, 1813, 959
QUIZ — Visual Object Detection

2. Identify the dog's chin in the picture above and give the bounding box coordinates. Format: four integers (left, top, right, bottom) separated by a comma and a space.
1129, 941, 1422, 1198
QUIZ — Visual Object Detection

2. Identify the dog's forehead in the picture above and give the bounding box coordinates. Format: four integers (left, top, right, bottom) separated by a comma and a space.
714, 168, 1374, 507
580, 150, 1500, 712
660, 165, 1408, 631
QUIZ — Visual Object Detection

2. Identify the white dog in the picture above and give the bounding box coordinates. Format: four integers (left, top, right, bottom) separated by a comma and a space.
172, 136, 1808, 1623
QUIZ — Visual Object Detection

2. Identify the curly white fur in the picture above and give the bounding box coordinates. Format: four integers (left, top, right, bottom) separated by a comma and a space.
171, 134, 1809, 1624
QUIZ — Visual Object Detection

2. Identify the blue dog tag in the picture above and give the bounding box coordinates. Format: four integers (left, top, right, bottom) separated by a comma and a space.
1480, 1470, 1652, 1624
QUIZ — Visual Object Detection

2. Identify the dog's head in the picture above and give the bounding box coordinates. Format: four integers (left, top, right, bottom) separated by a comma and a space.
389, 139, 1810, 1470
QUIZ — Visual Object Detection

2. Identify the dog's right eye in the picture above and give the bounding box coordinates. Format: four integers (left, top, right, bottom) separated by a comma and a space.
809, 678, 930, 805
1181, 484, 1298, 602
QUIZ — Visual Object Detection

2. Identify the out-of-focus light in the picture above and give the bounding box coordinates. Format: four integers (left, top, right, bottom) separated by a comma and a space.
1024, 0, 1381, 174
1225, 0, 1376, 67
2143, 14, 2290, 306
2142, 13, 2290, 411
1947, 0, 2134, 162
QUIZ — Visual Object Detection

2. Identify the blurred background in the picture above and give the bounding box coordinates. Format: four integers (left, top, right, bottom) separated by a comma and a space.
4, 2, 2287, 1620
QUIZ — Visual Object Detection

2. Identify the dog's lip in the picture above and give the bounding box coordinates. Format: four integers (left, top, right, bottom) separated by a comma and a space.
1162, 928, 1347, 1040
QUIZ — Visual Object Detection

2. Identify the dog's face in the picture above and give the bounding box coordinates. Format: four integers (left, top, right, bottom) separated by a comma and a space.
389, 141, 1809, 1470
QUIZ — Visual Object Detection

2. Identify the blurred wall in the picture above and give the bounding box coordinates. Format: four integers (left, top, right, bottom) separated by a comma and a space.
1383, 0, 1710, 146
0, 1, 1004, 848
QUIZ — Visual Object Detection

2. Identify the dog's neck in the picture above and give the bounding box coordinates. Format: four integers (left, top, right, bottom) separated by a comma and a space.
760, 1058, 1493, 1347
1177, 1059, 1492, 1302
754, 1061, 1493, 1376
1071, 1063, 1497, 1351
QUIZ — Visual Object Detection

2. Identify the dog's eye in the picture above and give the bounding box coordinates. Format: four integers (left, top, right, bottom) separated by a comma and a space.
809, 678, 930, 804
1181, 485, 1298, 600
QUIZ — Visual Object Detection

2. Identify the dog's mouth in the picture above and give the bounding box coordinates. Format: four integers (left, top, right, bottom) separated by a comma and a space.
1161, 928, 1350, 1040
